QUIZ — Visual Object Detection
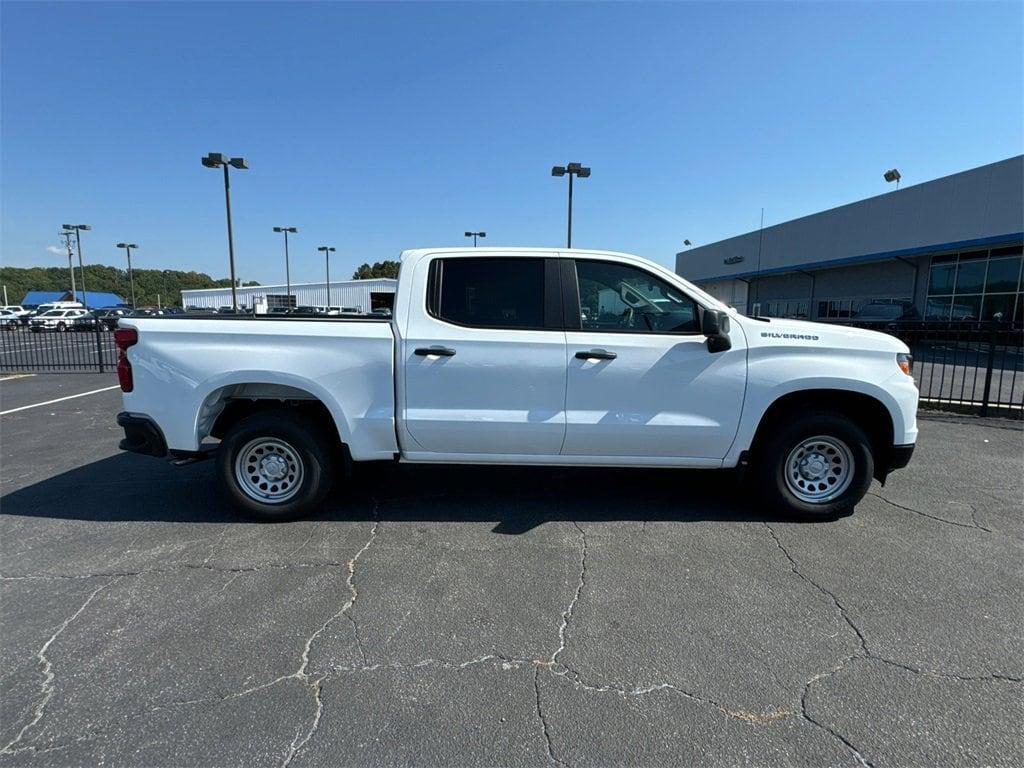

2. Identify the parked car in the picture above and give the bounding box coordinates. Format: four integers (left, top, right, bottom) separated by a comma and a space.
94, 308, 133, 330
29, 308, 88, 332
0, 309, 21, 329
129, 308, 169, 317
1, 305, 31, 321
70, 311, 105, 331
116, 247, 919, 523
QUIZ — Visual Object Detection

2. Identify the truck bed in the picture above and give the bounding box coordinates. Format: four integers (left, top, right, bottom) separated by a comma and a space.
120, 316, 398, 460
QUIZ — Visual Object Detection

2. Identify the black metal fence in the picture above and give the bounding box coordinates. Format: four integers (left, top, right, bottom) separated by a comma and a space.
0, 324, 118, 373
839, 321, 1023, 417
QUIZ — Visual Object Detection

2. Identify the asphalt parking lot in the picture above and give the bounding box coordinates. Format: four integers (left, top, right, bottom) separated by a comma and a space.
1, 374, 1021, 767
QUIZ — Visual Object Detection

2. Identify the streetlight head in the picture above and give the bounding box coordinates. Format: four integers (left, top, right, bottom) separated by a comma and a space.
117, 242, 127, 248
287, 227, 298, 233
62, 224, 74, 231
78, 224, 91, 231
577, 167, 591, 178
551, 166, 566, 177
683, 239, 692, 246
229, 157, 249, 170
567, 162, 583, 171
273, 227, 283, 232
478, 232, 486, 238
129, 244, 138, 249
202, 152, 226, 168
884, 168, 901, 183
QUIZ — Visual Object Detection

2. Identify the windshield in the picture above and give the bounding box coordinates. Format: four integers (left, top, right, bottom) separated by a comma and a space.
42, 310, 64, 317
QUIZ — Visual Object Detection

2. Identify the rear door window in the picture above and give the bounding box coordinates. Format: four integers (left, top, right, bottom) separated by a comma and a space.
431, 258, 546, 329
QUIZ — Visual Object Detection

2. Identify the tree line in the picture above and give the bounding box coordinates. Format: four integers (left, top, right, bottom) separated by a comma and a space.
351, 261, 400, 279
0, 264, 259, 308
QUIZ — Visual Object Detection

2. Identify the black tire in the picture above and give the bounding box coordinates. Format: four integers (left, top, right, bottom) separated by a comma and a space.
57, 322, 67, 332
754, 410, 874, 520
216, 410, 336, 522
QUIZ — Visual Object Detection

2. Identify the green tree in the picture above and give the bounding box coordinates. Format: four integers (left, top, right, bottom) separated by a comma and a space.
0, 264, 259, 308
352, 260, 400, 280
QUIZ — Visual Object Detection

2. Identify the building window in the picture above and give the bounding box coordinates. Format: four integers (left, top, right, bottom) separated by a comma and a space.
266, 294, 296, 310
759, 300, 809, 319
815, 297, 912, 320
926, 245, 1022, 322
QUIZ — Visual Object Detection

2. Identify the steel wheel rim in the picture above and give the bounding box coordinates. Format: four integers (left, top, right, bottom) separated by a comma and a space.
784, 435, 854, 504
234, 437, 304, 504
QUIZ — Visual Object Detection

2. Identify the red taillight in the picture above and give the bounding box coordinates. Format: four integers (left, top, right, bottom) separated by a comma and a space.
114, 328, 138, 392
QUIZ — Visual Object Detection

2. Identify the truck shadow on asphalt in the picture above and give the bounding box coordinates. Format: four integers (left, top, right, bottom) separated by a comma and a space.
1, 453, 838, 533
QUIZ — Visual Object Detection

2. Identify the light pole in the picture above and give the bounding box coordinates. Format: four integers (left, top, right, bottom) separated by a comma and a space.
551, 162, 591, 248
273, 227, 298, 307
884, 168, 901, 190
60, 230, 77, 296
464, 231, 486, 247
318, 246, 336, 307
62, 224, 91, 307
116, 243, 139, 308
201, 152, 249, 309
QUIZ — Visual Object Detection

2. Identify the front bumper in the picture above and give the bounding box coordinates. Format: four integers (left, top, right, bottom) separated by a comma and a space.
886, 443, 915, 472
117, 412, 168, 457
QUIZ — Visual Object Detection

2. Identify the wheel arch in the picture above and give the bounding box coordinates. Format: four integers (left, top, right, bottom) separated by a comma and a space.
194, 376, 349, 451
747, 388, 895, 481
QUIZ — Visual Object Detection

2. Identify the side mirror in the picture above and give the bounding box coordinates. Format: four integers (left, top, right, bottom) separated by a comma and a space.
701, 309, 732, 353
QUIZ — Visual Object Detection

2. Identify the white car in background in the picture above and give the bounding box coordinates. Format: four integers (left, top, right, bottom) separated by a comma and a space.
0, 309, 22, 329
29, 308, 88, 332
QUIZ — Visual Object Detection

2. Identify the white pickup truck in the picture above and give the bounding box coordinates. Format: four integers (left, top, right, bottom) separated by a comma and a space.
115, 248, 918, 521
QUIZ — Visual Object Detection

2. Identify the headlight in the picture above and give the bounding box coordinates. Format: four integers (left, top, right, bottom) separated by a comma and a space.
897, 353, 913, 376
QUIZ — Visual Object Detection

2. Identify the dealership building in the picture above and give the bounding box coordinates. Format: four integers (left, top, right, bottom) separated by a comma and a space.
180, 278, 396, 313
676, 155, 1024, 323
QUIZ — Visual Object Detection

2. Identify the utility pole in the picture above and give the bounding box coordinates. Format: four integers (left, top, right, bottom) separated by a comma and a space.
62, 224, 91, 307
61, 230, 77, 296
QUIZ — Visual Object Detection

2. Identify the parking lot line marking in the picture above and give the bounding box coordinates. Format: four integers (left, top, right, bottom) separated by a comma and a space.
0, 385, 121, 416
0, 374, 35, 381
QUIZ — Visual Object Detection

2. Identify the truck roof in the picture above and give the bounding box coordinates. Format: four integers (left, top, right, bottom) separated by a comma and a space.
398, 247, 641, 261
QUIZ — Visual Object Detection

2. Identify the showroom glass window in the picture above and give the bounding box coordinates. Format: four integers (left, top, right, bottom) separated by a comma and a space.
432, 257, 546, 329
926, 244, 1023, 322
574, 260, 699, 333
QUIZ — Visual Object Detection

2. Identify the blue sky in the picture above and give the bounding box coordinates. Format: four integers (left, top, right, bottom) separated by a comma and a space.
2, 1, 1021, 284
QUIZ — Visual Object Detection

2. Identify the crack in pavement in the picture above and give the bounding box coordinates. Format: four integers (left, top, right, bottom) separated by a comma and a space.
764, 523, 876, 766
764, 522, 1024, 767
1, 577, 119, 755
529, 519, 589, 766
534, 669, 570, 768
535, 521, 588, 670
866, 491, 992, 533
280, 504, 381, 768
0, 561, 351, 582
548, 664, 795, 725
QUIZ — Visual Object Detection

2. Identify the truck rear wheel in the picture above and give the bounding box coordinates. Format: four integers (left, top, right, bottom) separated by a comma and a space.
754, 411, 874, 520
217, 410, 335, 521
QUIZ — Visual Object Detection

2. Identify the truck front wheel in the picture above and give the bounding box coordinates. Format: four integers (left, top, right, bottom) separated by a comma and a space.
754, 411, 874, 520
217, 410, 335, 521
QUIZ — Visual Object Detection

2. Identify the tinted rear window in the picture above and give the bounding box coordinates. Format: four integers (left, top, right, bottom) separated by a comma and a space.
434, 258, 545, 329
